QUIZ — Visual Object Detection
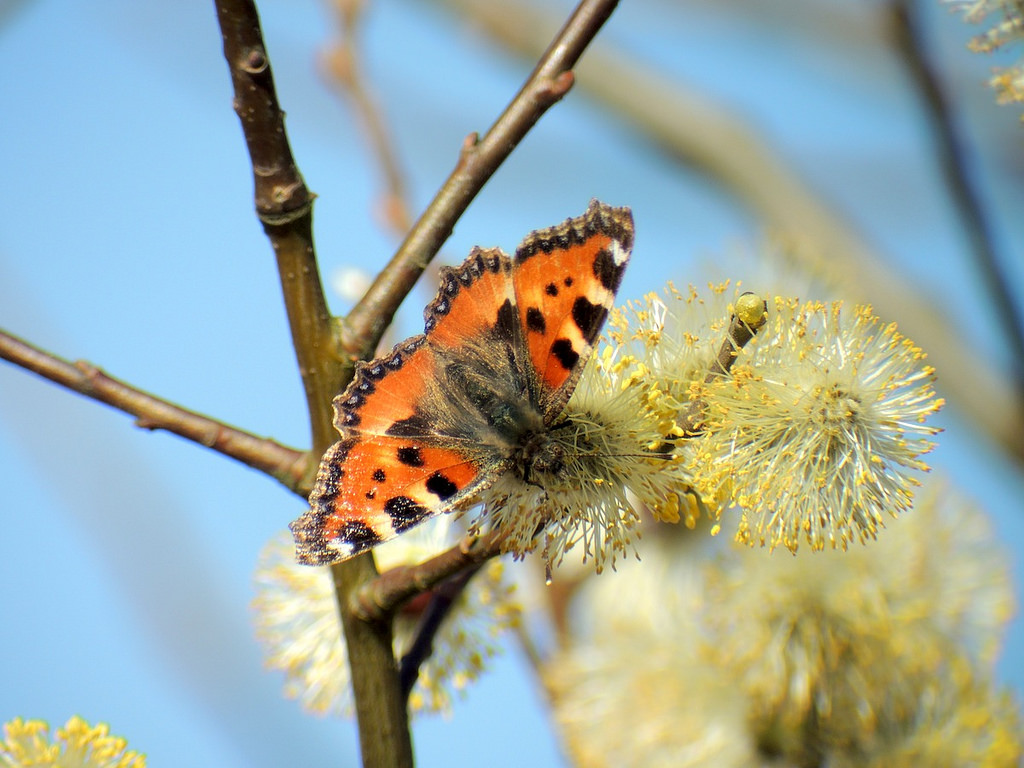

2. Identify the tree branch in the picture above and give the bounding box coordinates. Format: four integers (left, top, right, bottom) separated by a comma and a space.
0, 329, 309, 491
398, 564, 484, 701
341, 0, 621, 361
214, 0, 343, 455
214, 2, 411, 766
352, 531, 505, 623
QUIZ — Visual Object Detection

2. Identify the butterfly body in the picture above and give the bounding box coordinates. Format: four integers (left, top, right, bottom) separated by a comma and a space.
291, 200, 634, 565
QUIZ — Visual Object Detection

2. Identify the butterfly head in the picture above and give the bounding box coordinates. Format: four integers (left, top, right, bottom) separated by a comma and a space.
511, 426, 569, 487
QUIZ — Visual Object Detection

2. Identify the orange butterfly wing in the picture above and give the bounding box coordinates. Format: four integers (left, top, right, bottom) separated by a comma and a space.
513, 200, 633, 418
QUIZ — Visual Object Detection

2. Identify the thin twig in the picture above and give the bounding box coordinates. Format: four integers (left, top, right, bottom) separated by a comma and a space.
353, 530, 505, 623
341, 0, 621, 361
889, 0, 1024, 385
432, 0, 1024, 463
512, 616, 548, 677
680, 295, 767, 436
213, 3, 411, 767
322, 0, 412, 234
0, 329, 308, 491
398, 564, 484, 701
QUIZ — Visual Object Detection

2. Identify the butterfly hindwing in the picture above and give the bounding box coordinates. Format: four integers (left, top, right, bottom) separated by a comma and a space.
513, 200, 634, 419
295, 431, 486, 564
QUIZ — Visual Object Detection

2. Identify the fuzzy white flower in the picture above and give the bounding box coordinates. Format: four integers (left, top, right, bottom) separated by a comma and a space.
703, 481, 1015, 758
547, 477, 1019, 766
252, 519, 519, 716
477, 340, 693, 573
838, 662, 1023, 767
546, 530, 759, 768
693, 299, 943, 552
548, 637, 762, 768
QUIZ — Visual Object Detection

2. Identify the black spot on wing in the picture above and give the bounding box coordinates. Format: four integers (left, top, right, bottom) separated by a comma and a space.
337, 520, 383, 551
571, 296, 608, 343
339, 382, 373, 412
425, 249, 509, 332
493, 298, 518, 340
423, 269, 460, 331
396, 446, 424, 467
517, 217, 585, 260
545, 282, 559, 297
551, 338, 580, 371
385, 412, 435, 438
384, 495, 431, 531
372, 468, 386, 483
526, 307, 546, 334
457, 251, 485, 285
481, 250, 504, 273
425, 472, 459, 500
316, 462, 342, 503
584, 199, 634, 251
514, 202, 633, 267
291, 512, 384, 565
593, 246, 627, 292
337, 338, 425, 428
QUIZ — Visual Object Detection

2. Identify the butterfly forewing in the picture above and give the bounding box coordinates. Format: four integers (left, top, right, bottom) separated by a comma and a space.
513, 200, 633, 420
424, 247, 516, 351
295, 252, 519, 564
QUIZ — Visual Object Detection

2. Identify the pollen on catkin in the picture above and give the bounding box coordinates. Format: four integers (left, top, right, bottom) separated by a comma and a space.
0, 716, 146, 768
614, 282, 741, 437
483, 282, 772, 572
477, 338, 694, 573
692, 298, 943, 552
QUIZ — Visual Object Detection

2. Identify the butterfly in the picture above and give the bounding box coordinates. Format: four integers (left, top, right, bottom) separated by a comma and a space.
290, 200, 634, 565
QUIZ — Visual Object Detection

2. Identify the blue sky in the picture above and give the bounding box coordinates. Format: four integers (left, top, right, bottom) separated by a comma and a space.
2, 1, 1023, 765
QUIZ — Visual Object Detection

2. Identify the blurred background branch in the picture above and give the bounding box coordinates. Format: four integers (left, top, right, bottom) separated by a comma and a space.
888, 0, 1024, 382
321, 0, 413, 235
